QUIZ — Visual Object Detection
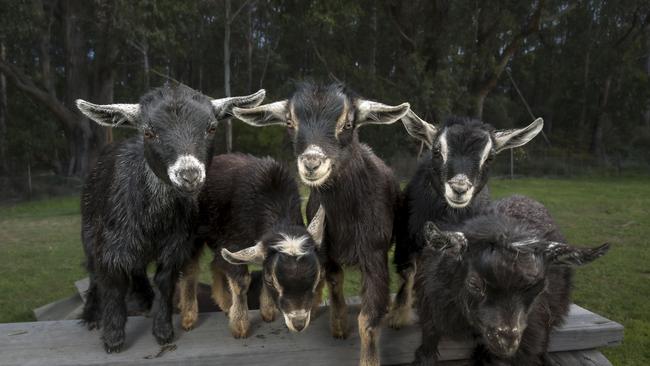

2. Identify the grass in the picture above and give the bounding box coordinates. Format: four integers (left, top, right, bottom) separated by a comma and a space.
0, 177, 648, 364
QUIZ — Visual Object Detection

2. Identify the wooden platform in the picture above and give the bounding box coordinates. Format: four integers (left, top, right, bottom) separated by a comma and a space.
2, 301, 622, 366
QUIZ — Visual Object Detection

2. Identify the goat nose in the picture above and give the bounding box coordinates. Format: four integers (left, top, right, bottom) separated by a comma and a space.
450, 181, 470, 195
302, 155, 322, 172
495, 327, 519, 344
179, 169, 200, 185
291, 317, 307, 332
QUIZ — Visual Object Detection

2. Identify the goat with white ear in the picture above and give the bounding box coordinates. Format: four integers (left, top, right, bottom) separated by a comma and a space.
76, 84, 265, 353
388, 111, 544, 329
232, 82, 407, 366
177, 154, 325, 337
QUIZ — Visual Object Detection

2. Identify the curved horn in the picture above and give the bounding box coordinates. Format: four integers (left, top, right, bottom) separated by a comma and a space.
221, 241, 266, 265
307, 205, 326, 247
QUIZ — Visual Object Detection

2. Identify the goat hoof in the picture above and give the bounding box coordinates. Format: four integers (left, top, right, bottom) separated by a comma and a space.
331, 322, 349, 339
82, 319, 101, 331
181, 308, 199, 331
260, 308, 276, 322
153, 321, 175, 345
102, 330, 125, 354
386, 308, 412, 329
229, 317, 250, 338
103, 341, 124, 354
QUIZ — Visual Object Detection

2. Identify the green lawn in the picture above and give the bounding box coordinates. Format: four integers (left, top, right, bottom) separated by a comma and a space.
0, 177, 648, 365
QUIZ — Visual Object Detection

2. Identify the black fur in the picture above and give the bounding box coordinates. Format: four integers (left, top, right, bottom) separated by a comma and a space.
80, 85, 225, 352
198, 153, 323, 326
412, 195, 609, 365
394, 117, 495, 273
289, 83, 400, 330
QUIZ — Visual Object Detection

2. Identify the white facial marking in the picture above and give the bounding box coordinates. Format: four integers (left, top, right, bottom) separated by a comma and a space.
167, 155, 206, 188
439, 130, 448, 163
274, 234, 309, 257
298, 144, 333, 187
444, 174, 475, 208
479, 138, 493, 168
283, 309, 311, 332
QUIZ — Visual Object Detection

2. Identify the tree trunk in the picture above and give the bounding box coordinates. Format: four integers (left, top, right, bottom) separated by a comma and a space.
0, 41, 7, 175
224, 0, 233, 153
645, 27, 650, 130
578, 49, 591, 145
590, 75, 612, 160
143, 43, 150, 91
370, 0, 377, 77
473, 89, 489, 119
63, 0, 94, 177
246, 1, 254, 92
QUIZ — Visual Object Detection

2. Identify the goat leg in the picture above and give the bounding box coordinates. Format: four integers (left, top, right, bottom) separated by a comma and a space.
386, 261, 416, 329
260, 282, 277, 322
325, 262, 349, 339
226, 269, 252, 338
210, 261, 232, 314
152, 264, 180, 345
358, 251, 390, 366
99, 272, 128, 353
178, 256, 201, 331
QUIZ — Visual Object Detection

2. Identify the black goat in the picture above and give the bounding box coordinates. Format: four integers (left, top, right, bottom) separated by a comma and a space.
388, 112, 544, 328
76, 85, 265, 352
412, 195, 610, 365
233, 82, 409, 366
177, 153, 325, 337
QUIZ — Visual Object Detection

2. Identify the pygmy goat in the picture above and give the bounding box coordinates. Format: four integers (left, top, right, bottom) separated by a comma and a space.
233, 82, 409, 366
388, 112, 544, 328
177, 154, 325, 337
76, 85, 265, 352
413, 196, 610, 365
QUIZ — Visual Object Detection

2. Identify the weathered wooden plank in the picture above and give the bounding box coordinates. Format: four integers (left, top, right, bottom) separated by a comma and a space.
547, 349, 613, 366
33, 293, 83, 321
0, 303, 622, 366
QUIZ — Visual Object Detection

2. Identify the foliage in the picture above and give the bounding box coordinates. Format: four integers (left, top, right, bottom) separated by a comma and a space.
0, 0, 648, 182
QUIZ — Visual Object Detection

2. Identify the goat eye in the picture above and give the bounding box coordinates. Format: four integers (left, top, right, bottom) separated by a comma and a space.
143, 129, 155, 140
207, 125, 217, 134
286, 119, 295, 129
431, 146, 441, 157
344, 121, 353, 130
466, 275, 485, 295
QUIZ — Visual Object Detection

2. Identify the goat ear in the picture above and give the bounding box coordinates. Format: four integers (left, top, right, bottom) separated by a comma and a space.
232, 100, 289, 127
212, 89, 266, 118
543, 242, 610, 266
493, 118, 544, 153
221, 241, 266, 265
401, 110, 437, 148
423, 221, 467, 259
307, 205, 326, 248
423, 221, 445, 249
76, 100, 140, 129
355, 100, 410, 127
